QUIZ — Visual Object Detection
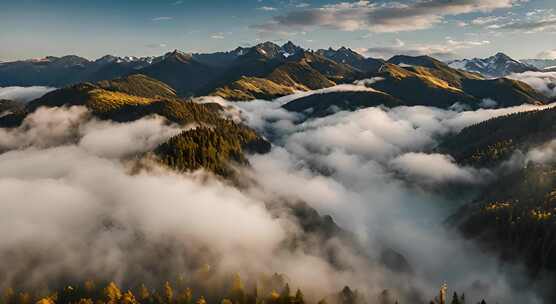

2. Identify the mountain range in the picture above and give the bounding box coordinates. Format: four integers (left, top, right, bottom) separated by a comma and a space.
448, 53, 539, 78
3, 43, 554, 86
448, 53, 556, 77
520, 58, 556, 71
283, 54, 550, 118
2, 42, 553, 113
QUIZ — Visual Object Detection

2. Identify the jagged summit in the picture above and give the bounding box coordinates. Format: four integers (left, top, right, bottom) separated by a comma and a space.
94, 55, 156, 65
163, 49, 193, 62
245, 41, 304, 59
251, 41, 283, 58
493, 52, 513, 60
94, 55, 120, 64
315, 46, 383, 72
317, 47, 364, 60
448, 52, 537, 78
281, 41, 303, 56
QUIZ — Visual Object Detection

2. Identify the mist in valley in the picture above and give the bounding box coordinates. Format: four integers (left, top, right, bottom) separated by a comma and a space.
0, 85, 554, 303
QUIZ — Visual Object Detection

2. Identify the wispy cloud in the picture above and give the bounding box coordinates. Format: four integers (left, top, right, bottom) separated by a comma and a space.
359, 37, 490, 60
506, 71, 556, 97
471, 15, 508, 25
151, 16, 173, 21
146, 43, 168, 48
472, 9, 556, 33
538, 49, 556, 59
492, 17, 556, 33
252, 0, 521, 33
210, 33, 225, 39
456, 21, 469, 27
0, 86, 56, 103
257, 6, 277, 11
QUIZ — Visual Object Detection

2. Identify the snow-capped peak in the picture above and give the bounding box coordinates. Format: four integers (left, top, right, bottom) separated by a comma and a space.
448, 52, 537, 78
94, 55, 157, 65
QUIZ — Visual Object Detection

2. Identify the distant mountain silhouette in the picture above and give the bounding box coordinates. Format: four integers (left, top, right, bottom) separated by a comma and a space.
449, 52, 538, 78
0, 43, 550, 108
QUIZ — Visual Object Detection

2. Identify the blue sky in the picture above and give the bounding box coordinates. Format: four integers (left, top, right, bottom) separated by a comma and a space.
0, 0, 555, 61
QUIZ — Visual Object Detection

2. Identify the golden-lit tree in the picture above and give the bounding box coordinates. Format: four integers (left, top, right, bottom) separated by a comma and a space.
18, 293, 31, 304
104, 282, 122, 304
139, 284, 151, 302
196, 297, 207, 304
279, 284, 290, 304
121, 291, 138, 304
84, 281, 96, 295
3, 288, 15, 304
164, 282, 174, 304
230, 273, 246, 304
36, 298, 56, 304
176, 288, 192, 304
76, 298, 93, 304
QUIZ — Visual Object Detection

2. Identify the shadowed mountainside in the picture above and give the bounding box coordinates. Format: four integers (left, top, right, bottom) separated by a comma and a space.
439, 106, 556, 167
0, 43, 550, 111
441, 107, 556, 281
282, 90, 403, 118
0, 74, 271, 176
281, 56, 548, 117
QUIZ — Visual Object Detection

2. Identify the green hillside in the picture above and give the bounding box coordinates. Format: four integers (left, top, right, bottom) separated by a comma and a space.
0, 75, 272, 176
97, 74, 177, 99
439, 106, 556, 167
442, 106, 556, 276
282, 55, 550, 117
208, 51, 358, 101
139, 51, 221, 96
451, 163, 556, 275
282, 90, 403, 118
155, 121, 271, 176
213, 77, 296, 101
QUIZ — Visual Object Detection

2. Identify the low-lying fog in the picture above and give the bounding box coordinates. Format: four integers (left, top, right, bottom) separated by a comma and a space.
0, 85, 555, 303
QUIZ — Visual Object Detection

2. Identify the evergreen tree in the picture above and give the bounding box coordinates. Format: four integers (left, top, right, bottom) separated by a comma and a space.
3, 288, 15, 304
230, 273, 246, 304
139, 284, 151, 302
76, 299, 93, 304
122, 291, 138, 304
104, 282, 122, 304
164, 282, 174, 304
377, 290, 395, 304
196, 297, 207, 304
36, 298, 56, 304
279, 284, 290, 304
17, 293, 31, 304
84, 280, 96, 295
451, 292, 461, 304
177, 288, 192, 304
269, 290, 281, 304
294, 289, 304, 304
